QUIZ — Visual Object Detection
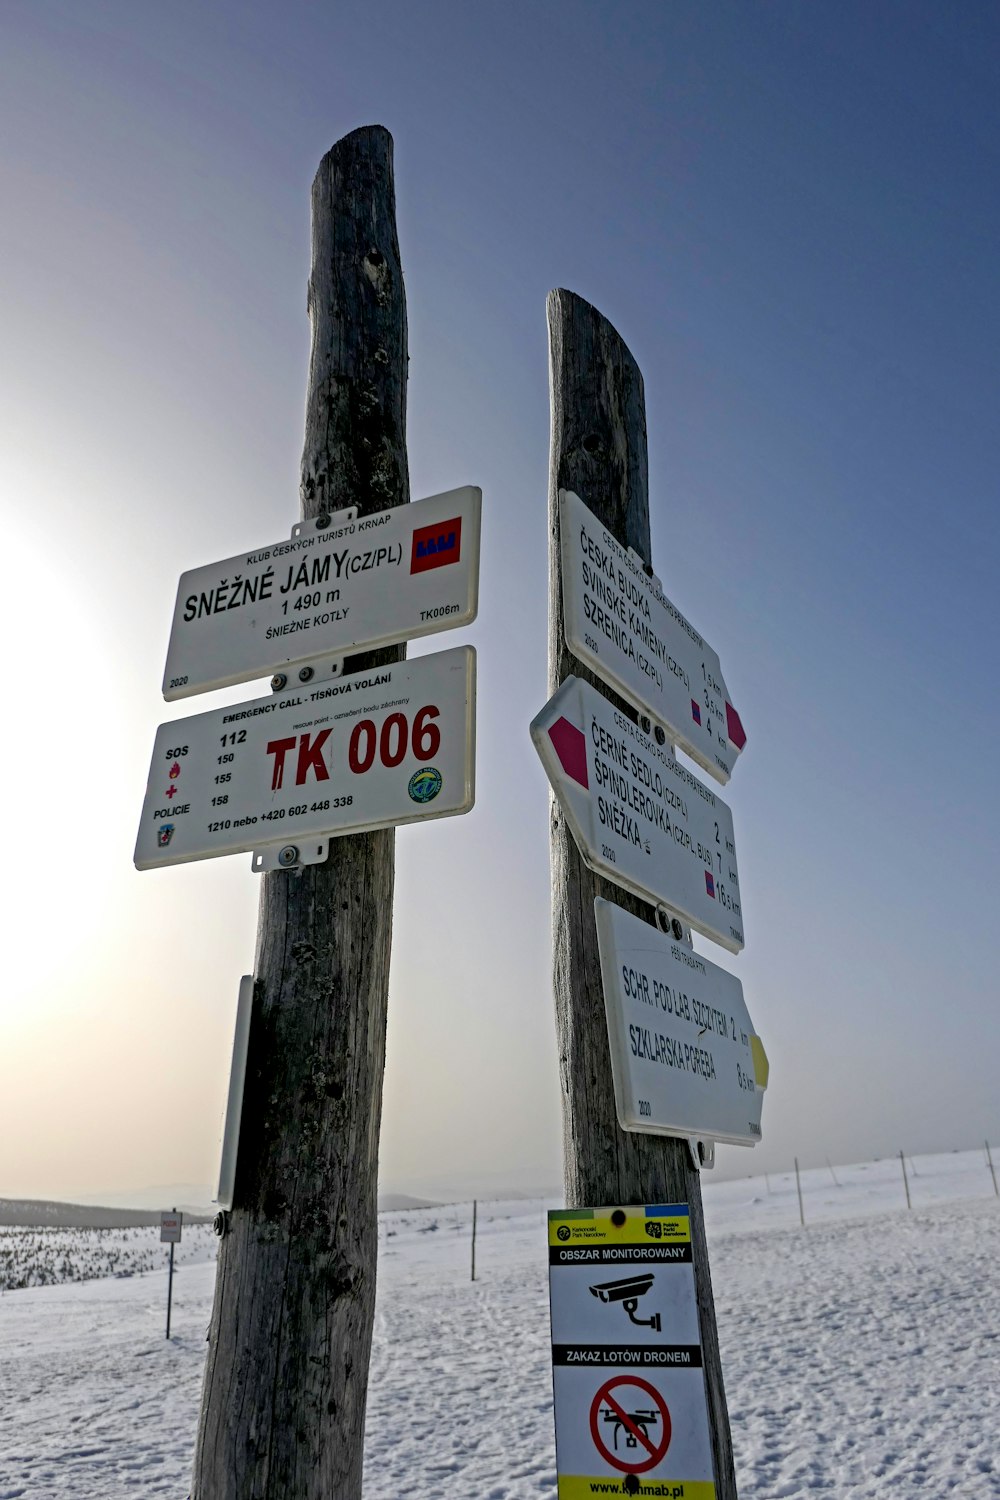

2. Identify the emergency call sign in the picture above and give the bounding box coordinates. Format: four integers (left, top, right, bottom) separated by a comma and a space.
134, 646, 476, 869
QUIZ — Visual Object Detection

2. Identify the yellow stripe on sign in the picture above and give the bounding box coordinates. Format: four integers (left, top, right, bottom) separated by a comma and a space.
548, 1205, 691, 1248
750, 1035, 769, 1090
557, 1475, 717, 1498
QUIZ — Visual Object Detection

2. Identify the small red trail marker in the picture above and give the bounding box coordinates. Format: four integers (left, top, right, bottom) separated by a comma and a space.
548, 716, 589, 788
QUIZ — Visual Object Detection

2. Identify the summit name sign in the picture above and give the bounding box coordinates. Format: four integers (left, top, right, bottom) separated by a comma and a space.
560, 490, 745, 785
162, 485, 481, 700
530, 676, 744, 953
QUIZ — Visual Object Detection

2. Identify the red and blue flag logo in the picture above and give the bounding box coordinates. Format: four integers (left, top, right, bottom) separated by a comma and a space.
704, 870, 716, 899
411, 516, 462, 574
690, 699, 702, 727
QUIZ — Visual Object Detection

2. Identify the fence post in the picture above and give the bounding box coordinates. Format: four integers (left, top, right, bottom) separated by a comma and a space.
899, 1150, 912, 1210
166, 1208, 176, 1341
471, 1199, 477, 1282
986, 1140, 998, 1198
546, 288, 738, 1499
794, 1158, 805, 1227
191, 125, 408, 1499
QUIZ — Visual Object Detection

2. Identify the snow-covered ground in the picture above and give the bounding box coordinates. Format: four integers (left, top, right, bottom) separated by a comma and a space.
1, 1151, 998, 1498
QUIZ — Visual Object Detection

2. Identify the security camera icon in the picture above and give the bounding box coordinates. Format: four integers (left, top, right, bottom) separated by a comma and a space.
589, 1273, 661, 1332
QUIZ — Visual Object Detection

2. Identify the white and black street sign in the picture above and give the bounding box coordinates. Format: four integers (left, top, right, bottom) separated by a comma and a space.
560, 489, 746, 785
135, 646, 476, 870
548, 1203, 716, 1498
162, 486, 482, 700
530, 676, 744, 952
595, 900, 768, 1147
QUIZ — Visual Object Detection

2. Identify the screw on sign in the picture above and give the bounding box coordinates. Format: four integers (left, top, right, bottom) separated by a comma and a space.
590, 1375, 671, 1475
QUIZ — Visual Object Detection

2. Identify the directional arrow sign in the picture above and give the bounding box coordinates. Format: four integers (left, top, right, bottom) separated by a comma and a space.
135, 646, 475, 869
595, 899, 768, 1146
162, 485, 481, 700
530, 675, 744, 952
560, 488, 746, 785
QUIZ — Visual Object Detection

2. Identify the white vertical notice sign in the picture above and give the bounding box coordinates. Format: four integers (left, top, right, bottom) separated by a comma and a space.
548, 1203, 716, 1498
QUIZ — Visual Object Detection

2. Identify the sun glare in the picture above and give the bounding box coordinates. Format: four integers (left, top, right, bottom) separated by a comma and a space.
3, 522, 126, 1012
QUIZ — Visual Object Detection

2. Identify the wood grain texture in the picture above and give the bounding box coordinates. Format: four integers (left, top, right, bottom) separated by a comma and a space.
192, 126, 407, 1500
546, 287, 738, 1498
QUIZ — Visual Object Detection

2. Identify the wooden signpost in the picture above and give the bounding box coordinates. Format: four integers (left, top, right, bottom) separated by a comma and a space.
543, 288, 740, 1498
129, 125, 478, 1498
189, 126, 415, 1500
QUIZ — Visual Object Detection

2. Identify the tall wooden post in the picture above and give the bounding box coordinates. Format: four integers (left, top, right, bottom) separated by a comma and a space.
546, 288, 739, 1499
192, 125, 408, 1500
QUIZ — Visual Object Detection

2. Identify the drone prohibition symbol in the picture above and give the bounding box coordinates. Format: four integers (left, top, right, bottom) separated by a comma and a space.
589, 1375, 672, 1474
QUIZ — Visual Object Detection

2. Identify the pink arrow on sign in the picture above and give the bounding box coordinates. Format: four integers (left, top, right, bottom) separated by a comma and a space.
548, 716, 589, 789
725, 702, 747, 751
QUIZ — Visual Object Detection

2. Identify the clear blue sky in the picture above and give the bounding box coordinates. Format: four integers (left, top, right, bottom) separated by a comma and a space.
2, 0, 998, 1201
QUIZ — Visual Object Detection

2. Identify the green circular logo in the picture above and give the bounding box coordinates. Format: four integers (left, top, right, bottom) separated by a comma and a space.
408, 766, 443, 804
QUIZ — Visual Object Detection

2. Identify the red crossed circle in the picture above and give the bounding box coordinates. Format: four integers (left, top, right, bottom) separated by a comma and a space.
589, 1375, 672, 1474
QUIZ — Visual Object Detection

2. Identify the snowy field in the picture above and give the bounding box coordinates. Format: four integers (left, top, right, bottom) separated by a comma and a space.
1, 1151, 997, 1498
0, 1223, 218, 1293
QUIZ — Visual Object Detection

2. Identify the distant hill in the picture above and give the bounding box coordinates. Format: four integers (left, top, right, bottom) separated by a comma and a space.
0, 1198, 213, 1229
2, 1194, 443, 1226
377, 1193, 440, 1212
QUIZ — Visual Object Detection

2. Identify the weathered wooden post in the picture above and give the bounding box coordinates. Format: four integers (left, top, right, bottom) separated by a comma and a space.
192, 124, 408, 1500
546, 288, 739, 1498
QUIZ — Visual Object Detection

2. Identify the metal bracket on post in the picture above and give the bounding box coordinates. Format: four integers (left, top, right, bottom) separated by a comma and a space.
655, 903, 693, 949
688, 1138, 716, 1171
270, 657, 345, 693
290, 505, 357, 540
628, 546, 662, 593
637, 712, 673, 752
255, 663, 342, 873
251, 839, 330, 874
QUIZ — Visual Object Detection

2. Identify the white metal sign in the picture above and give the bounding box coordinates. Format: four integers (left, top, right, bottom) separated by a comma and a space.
162, 485, 482, 700
530, 676, 745, 952
216, 975, 253, 1211
560, 489, 746, 785
548, 1203, 716, 1499
135, 646, 476, 870
595, 900, 768, 1147
160, 1211, 183, 1244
